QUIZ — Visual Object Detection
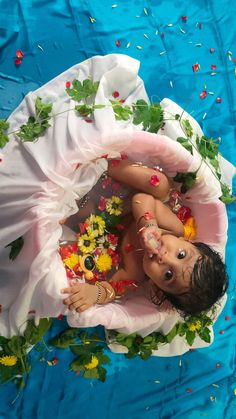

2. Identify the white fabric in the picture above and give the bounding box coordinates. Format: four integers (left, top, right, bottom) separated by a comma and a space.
0, 54, 234, 356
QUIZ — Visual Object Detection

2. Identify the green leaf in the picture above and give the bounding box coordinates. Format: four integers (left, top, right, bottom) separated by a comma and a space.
185, 330, 196, 346
97, 366, 107, 382
18, 97, 52, 142
24, 318, 52, 345
166, 325, 178, 343
132, 100, 164, 133
177, 322, 188, 336
110, 100, 133, 121
140, 349, 152, 360
35, 97, 52, 120
143, 336, 153, 344
83, 368, 100, 380
66, 79, 99, 102
0, 119, 10, 148
177, 137, 193, 154
7, 336, 27, 357
70, 358, 86, 372
48, 328, 78, 348
198, 327, 211, 343
220, 183, 236, 204
5, 236, 24, 261
182, 119, 193, 138
196, 135, 220, 161
95, 353, 110, 365
173, 171, 197, 193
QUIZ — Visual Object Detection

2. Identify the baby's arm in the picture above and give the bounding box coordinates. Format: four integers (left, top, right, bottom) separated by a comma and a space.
107, 159, 171, 201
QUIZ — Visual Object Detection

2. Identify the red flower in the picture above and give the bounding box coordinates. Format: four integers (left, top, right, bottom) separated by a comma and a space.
52, 357, 59, 365
181, 16, 188, 22
200, 90, 207, 100
66, 81, 71, 88
101, 177, 112, 189
112, 91, 119, 98
215, 97, 222, 103
79, 223, 88, 234
115, 40, 121, 47
211, 64, 217, 70
149, 175, 160, 187
177, 206, 192, 223
16, 49, 24, 58
124, 243, 135, 253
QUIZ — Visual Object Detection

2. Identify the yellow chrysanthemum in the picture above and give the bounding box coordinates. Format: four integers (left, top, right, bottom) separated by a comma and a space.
63, 253, 80, 269
95, 253, 112, 272
105, 196, 123, 216
84, 355, 99, 370
78, 234, 96, 254
85, 215, 106, 238
0, 355, 17, 367
184, 217, 197, 240
188, 320, 202, 332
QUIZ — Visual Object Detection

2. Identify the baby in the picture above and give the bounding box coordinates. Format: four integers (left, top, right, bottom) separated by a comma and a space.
61, 159, 228, 316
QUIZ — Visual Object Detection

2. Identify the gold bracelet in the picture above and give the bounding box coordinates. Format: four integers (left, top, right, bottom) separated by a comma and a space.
97, 281, 116, 304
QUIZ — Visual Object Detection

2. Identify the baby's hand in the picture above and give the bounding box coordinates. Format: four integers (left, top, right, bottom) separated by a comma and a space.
139, 225, 161, 255
61, 283, 98, 313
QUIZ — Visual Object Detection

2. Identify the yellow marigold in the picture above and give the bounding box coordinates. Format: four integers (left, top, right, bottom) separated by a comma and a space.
63, 253, 80, 269
95, 253, 112, 272
84, 355, 99, 370
85, 215, 106, 238
78, 234, 96, 254
184, 217, 197, 240
0, 355, 18, 367
106, 196, 123, 216
188, 320, 202, 332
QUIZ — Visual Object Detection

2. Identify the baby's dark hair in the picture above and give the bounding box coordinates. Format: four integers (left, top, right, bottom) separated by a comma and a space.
159, 242, 228, 316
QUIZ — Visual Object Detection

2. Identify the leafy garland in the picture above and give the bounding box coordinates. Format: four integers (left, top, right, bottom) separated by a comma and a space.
0, 76, 234, 388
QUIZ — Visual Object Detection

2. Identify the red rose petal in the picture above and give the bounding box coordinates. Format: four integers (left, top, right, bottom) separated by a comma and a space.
225, 315, 230, 320
66, 81, 71, 88
211, 65, 217, 70
149, 175, 160, 186
16, 49, 24, 58
181, 16, 188, 22
200, 90, 207, 100
119, 99, 125, 103
101, 154, 109, 159
57, 314, 63, 320
112, 91, 119, 98
210, 48, 215, 53
14, 58, 22, 66
85, 119, 93, 123
120, 153, 128, 160
219, 330, 224, 334
216, 363, 221, 368
111, 159, 121, 167
160, 32, 164, 38
186, 388, 193, 393
124, 244, 135, 253
116, 223, 125, 231
192, 63, 200, 72
115, 39, 121, 47
215, 97, 222, 103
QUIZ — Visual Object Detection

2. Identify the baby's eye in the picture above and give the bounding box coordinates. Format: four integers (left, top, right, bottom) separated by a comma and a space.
164, 270, 173, 280
177, 250, 186, 259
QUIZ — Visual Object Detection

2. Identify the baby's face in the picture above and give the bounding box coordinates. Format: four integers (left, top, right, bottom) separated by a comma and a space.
143, 234, 201, 295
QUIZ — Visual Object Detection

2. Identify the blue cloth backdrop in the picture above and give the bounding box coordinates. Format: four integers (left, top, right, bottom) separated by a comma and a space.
0, 1, 235, 418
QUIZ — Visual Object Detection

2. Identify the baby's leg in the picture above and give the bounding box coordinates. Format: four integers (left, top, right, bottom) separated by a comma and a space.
107, 159, 171, 201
